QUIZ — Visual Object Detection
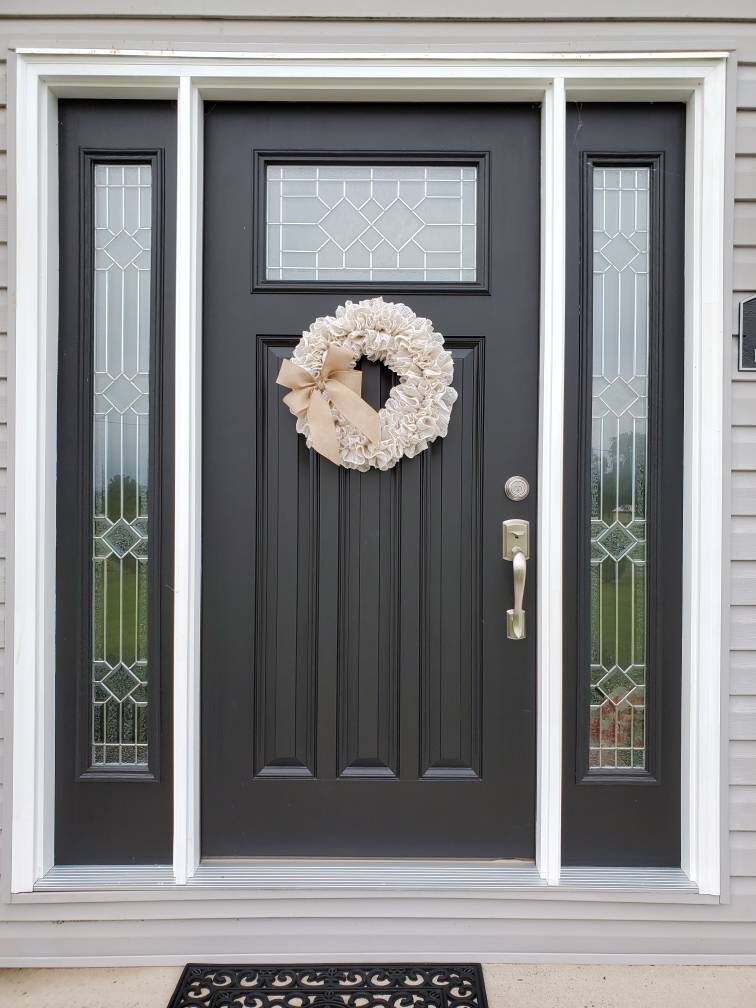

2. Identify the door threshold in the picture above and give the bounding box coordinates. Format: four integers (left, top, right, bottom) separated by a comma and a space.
190, 859, 544, 889
30, 860, 700, 896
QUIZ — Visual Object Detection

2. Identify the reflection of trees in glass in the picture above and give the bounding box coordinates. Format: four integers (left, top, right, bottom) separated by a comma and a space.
592, 427, 646, 524
105, 470, 149, 522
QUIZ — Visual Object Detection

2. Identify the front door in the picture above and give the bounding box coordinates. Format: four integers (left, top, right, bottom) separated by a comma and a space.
201, 103, 540, 858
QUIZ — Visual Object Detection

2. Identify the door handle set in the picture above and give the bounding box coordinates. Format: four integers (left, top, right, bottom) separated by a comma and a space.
502, 518, 529, 640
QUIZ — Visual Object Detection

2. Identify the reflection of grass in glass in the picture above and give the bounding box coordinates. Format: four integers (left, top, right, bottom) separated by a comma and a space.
591, 428, 647, 694
94, 474, 149, 757
100, 475, 148, 669
103, 554, 146, 668
592, 548, 647, 766
597, 559, 646, 679
617, 573, 635, 671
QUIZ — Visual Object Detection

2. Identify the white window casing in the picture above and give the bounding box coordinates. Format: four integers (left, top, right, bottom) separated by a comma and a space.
8, 49, 729, 903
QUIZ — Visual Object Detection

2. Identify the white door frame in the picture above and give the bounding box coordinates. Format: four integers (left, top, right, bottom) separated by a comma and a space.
8, 48, 729, 901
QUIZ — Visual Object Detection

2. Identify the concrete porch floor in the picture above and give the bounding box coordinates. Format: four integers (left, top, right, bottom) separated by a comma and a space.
1, 966, 756, 1007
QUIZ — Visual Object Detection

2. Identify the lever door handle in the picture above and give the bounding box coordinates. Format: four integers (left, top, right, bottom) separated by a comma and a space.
502, 518, 529, 641
507, 548, 527, 640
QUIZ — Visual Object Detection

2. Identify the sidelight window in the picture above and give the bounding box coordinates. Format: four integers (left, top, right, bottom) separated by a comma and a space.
91, 164, 153, 767
55, 100, 175, 864
563, 105, 685, 867
588, 167, 650, 770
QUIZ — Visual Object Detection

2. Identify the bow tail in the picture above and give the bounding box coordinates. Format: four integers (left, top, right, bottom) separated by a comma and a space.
306, 388, 342, 465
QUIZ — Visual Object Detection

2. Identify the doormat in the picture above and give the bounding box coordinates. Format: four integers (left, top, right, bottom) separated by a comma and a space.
167, 964, 488, 1008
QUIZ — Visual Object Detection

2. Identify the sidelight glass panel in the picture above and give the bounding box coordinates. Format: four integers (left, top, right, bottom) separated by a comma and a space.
91, 163, 152, 767
588, 167, 649, 770
265, 164, 477, 281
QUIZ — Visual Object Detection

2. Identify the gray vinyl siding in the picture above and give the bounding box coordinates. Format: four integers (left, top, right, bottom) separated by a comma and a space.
0, 57, 6, 888
1, 12, 756, 960
732, 58, 756, 885
5, 0, 756, 15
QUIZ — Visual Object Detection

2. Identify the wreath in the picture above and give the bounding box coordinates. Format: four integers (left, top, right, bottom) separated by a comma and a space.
276, 297, 457, 472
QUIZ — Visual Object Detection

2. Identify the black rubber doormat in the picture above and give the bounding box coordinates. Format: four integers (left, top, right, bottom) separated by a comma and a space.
167, 964, 488, 1008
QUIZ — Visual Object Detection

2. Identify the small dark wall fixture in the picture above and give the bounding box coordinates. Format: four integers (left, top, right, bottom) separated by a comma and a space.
739, 296, 756, 372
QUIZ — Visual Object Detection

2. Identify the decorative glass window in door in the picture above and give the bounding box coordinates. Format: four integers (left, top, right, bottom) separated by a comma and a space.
265, 164, 477, 282
589, 167, 649, 770
91, 164, 152, 767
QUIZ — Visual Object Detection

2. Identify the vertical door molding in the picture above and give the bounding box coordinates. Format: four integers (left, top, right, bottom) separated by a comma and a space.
9, 57, 58, 894
172, 76, 203, 885
537, 75, 566, 885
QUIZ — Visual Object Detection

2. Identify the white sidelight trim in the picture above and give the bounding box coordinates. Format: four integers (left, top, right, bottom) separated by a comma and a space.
536, 75, 566, 886
8, 48, 728, 901
9, 55, 59, 894
172, 76, 204, 887
681, 60, 728, 897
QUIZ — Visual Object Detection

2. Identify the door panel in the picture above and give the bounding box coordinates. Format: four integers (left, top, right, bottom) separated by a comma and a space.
201, 103, 540, 858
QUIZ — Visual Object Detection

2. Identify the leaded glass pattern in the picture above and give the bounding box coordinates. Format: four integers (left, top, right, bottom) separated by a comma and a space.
589, 167, 649, 770
266, 164, 477, 282
91, 163, 152, 767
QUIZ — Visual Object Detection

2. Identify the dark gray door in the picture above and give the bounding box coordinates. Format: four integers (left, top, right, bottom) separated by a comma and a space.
202, 103, 540, 858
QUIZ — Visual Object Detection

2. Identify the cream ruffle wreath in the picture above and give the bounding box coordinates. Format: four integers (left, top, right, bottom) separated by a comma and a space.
289, 298, 458, 471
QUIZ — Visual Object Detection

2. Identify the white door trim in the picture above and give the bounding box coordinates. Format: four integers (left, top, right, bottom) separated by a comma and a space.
8, 48, 729, 900
537, 73, 566, 886
172, 74, 204, 889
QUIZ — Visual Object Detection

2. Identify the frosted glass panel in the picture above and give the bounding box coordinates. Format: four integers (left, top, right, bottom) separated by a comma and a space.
91, 163, 152, 767
589, 167, 649, 770
266, 164, 477, 282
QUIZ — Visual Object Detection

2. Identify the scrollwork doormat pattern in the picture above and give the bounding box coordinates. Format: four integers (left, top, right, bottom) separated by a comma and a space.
167, 964, 488, 1008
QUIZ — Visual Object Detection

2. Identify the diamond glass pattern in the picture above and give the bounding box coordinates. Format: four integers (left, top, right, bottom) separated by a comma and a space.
266, 165, 477, 282
91, 164, 152, 767
589, 167, 650, 770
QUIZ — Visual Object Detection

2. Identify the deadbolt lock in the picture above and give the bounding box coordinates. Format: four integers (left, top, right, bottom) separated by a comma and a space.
505, 475, 530, 502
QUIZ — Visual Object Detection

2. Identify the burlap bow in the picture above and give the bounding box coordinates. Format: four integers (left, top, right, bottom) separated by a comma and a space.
276, 344, 381, 465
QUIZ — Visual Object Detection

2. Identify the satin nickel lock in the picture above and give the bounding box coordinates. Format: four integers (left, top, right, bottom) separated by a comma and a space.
502, 519, 529, 640
504, 475, 530, 502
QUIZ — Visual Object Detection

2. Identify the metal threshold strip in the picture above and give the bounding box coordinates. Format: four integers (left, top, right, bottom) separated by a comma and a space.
557, 867, 698, 890
34, 865, 176, 890
33, 862, 697, 893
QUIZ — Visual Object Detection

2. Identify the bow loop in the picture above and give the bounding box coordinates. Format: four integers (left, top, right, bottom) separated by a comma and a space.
277, 345, 381, 465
